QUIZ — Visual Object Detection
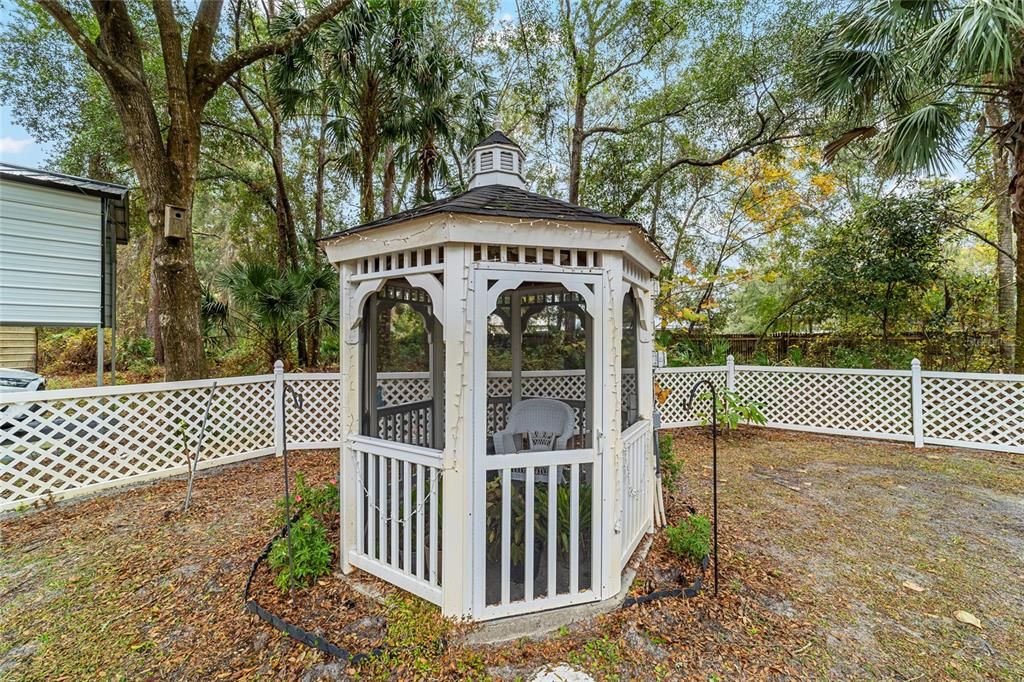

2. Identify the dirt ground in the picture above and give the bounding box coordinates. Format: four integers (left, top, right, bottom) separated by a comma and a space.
1, 430, 1022, 681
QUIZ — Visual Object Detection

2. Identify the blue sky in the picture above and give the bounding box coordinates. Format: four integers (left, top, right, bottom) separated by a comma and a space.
0, 104, 51, 167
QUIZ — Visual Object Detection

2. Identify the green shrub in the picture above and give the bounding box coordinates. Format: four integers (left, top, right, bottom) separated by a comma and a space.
268, 511, 333, 591
665, 514, 710, 563
658, 433, 682, 491
700, 389, 767, 430
276, 471, 338, 525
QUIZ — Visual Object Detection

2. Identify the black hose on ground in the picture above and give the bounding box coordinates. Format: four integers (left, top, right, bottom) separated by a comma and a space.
620, 553, 709, 608
242, 516, 385, 663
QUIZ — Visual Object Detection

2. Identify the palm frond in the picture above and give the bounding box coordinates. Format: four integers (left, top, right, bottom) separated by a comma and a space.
877, 101, 963, 175
924, 0, 1024, 81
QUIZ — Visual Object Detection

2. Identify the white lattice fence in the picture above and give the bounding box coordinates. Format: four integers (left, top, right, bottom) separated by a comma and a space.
0, 376, 276, 511
733, 366, 914, 440
284, 374, 341, 448
654, 367, 727, 428
921, 372, 1024, 454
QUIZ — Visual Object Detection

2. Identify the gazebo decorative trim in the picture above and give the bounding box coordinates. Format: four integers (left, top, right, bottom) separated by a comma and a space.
323, 132, 664, 621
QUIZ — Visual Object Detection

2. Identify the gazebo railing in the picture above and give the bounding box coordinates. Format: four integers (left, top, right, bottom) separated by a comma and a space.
348, 434, 443, 606
477, 448, 599, 619
376, 399, 434, 449
620, 419, 653, 567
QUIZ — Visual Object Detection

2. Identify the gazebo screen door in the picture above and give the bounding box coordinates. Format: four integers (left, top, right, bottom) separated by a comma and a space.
471, 264, 606, 619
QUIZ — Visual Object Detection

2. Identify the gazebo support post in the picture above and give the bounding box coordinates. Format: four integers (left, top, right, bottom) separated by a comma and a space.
339, 261, 359, 574
599, 252, 625, 599
510, 290, 522, 406
441, 242, 474, 618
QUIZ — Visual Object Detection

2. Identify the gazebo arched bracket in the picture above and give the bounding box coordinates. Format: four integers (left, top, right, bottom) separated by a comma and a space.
482, 272, 597, 314
349, 274, 445, 333
631, 284, 652, 339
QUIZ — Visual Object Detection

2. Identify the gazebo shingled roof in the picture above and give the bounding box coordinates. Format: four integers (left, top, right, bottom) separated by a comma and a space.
320, 184, 644, 240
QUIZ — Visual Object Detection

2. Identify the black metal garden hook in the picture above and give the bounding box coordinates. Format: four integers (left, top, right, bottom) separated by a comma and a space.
679, 379, 720, 597
281, 383, 304, 603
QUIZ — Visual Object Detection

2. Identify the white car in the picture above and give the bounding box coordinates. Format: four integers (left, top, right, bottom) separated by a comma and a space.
0, 368, 46, 394
0, 368, 46, 432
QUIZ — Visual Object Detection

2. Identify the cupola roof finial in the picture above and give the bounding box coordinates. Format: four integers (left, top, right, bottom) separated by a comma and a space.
468, 130, 526, 190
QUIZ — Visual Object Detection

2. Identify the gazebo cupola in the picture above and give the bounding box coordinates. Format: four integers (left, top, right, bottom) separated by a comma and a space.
468, 131, 527, 190
320, 131, 666, 622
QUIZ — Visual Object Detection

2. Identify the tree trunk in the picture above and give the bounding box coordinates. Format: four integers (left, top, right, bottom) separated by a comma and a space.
147, 248, 164, 364
360, 143, 376, 223
149, 173, 207, 381
568, 90, 586, 204
307, 108, 329, 368
1010, 74, 1024, 373
986, 100, 1016, 368
383, 144, 396, 218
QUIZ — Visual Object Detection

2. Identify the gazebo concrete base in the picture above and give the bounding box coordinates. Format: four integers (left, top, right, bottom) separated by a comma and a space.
464, 535, 655, 645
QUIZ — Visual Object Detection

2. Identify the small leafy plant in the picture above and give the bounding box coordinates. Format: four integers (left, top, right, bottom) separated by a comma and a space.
268, 511, 333, 591
700, 389, 767, 430
275, 471, 338, 525
665, 513, 710, 563
658, 432, 682, 491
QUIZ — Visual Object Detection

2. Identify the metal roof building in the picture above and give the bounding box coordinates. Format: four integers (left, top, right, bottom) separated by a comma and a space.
0, 163, 130, 382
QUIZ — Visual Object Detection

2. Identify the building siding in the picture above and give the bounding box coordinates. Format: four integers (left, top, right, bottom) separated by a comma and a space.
0, 179, 103, 326
0, 326, 37, 371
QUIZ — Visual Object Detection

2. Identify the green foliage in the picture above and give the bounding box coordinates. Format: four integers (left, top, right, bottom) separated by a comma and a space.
376, 303, 430, 372
812, 0, 1024, 174
485, 477, 592, 566
276, 472, 339, 526
655, 332, 731, 367
665, 514, 710, 563
268, 512, 333, 591
658, 433, 682, 491
217, 259, 336, 367
802, 185, 958, 340
269, 473, 337, 592
700, 389, 767, 430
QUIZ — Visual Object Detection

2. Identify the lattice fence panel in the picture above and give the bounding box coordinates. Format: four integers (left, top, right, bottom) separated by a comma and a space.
1, 379, 274, 509
377, 373, 432, 406
654, 368, 727, 427
922, 374, 1024, 451
733, 368, 913, 437
485, 371, 586, 401
285, 377, 341, 446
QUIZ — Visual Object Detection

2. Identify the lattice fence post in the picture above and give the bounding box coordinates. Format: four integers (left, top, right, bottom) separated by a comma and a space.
274, 360, 285, 456
726, 355, 736, 393
911, 358, 923, 448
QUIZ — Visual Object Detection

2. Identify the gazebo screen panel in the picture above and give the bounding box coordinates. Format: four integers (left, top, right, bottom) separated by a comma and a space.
360, 281, 443, 449
486, 287, 591, 439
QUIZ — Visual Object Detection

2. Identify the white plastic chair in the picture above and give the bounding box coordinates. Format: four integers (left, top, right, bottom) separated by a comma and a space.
492, 398, 575, 454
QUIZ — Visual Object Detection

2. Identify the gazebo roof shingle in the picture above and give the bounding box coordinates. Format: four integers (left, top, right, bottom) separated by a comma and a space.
320, 184, 643, 242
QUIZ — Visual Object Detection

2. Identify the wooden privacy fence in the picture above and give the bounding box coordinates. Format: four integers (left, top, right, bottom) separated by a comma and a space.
2, 359, 1021, 511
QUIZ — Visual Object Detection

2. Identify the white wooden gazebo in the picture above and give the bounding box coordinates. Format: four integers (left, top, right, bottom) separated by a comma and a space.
321, 132, 664, 621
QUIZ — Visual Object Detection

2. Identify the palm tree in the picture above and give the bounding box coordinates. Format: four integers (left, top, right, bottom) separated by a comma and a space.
218, 260, 336, 367
273, 0, 432, 223
403, 42, 492, 203
812, 0, 1024, 370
